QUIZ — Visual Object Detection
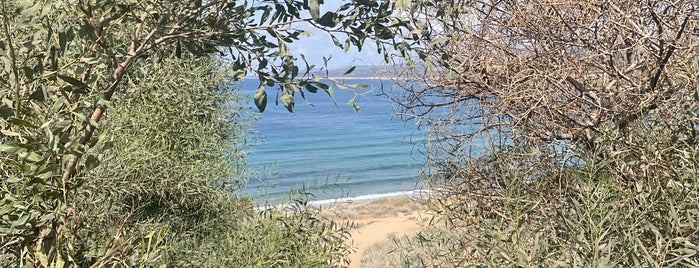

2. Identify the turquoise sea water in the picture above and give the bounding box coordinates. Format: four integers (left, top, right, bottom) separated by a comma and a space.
240, 78, 426, 202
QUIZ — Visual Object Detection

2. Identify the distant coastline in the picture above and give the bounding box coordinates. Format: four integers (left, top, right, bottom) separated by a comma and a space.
243, 64, 422, 81
325, 76, 396, 80
241, 76, 409, 82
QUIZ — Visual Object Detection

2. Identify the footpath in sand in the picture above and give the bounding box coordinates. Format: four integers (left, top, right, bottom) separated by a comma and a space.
321, 197, 432, 268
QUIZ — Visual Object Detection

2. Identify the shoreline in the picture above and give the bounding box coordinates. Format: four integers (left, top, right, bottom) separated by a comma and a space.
309, 189, 433, 207
253, 191, 435, 267
254, 189, 432, 211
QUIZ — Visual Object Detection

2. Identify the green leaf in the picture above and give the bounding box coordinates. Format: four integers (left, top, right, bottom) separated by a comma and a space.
281, 93, 294, 113
19, 151, 42, 162
9, 118, 38, 128
279, 42, 289, 57
0, 105, 12, 119
1, 129, 21, 137
55, 254, 65, 268
0, 144, 28, 154
79, 57, 100, 64
348, 98, 361, 113
318, 12, 338, 28
5, 176, 22, 183
330, 35, 342, 48
72, 109, 100, 127
85, 154, 100, 171
57, 74, 88, 89
11, 213, 30, 229
396, 0, 409, 10
18, 2, 42, 23
310, 0, 320, 21
86, 117, 98, 127
348, 83, 369, 88
260, 7, 271, 24
0, 204, 14, 215
253, 84, 268, 112
343, 38, 350, 52
22, 66, 34, 80
71, 112, 87, 124
37, 248, 49, 267
305, 84, 318, 93
36, 170, 53, 180
343, 66, 356, 75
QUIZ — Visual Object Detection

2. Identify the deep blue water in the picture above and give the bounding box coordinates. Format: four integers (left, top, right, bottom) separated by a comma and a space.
239, 78, 426, 202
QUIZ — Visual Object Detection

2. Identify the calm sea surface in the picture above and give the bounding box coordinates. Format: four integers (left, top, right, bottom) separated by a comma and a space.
239, 78, 426, 202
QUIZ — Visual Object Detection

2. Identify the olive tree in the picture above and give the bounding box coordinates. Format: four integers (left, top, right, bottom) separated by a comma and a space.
1, 0, 421, 265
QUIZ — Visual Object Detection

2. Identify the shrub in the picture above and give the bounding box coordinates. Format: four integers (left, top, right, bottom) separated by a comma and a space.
390, 1, 699, 266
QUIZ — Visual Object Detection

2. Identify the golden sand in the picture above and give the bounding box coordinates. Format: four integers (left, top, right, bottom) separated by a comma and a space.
321, 197, 432, 268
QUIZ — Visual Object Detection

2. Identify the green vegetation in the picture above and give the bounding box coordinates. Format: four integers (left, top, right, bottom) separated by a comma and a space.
4, 0, 695, 267
0, 0, 419, 266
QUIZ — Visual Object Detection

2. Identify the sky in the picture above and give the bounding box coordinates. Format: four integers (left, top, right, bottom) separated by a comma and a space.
283, 1, 390, 68
288, 26, 387, 68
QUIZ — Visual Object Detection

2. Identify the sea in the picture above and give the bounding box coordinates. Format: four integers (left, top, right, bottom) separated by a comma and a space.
239, 78, 428, 205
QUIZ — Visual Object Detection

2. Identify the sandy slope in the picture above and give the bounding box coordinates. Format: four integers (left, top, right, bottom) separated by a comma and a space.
348, 211, 427, 268
322, 198, 431, 268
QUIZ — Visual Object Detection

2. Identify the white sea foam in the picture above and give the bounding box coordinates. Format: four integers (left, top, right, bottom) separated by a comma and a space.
254, 189, 433, 212
308, 189, 433, 207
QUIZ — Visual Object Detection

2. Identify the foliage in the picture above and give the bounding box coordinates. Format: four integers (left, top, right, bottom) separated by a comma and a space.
164, 201, 352, 267
64, 54, 244, 266
84, 55, 246, 232
1, 0, 418, 266
388, 0, 699, 266
72, 53, 351, 267
399, 0, 699, 188
401, 151, 699, 267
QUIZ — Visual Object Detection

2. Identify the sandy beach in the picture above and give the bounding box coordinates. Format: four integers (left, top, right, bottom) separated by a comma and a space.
320, 197, 433, 268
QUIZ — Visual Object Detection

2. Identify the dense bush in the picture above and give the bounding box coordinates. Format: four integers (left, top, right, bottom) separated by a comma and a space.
77, 55, 352, 266
164, 202, 352, 267
405, 151, 699, 267
390, 0, 699, 266
1, 1, 369, 266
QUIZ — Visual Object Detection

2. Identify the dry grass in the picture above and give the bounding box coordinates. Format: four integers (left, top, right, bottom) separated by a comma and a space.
359, 229, 455, 268
319, 197, 429, 221
316, 197, 434, 267
360, 233, 406, 267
